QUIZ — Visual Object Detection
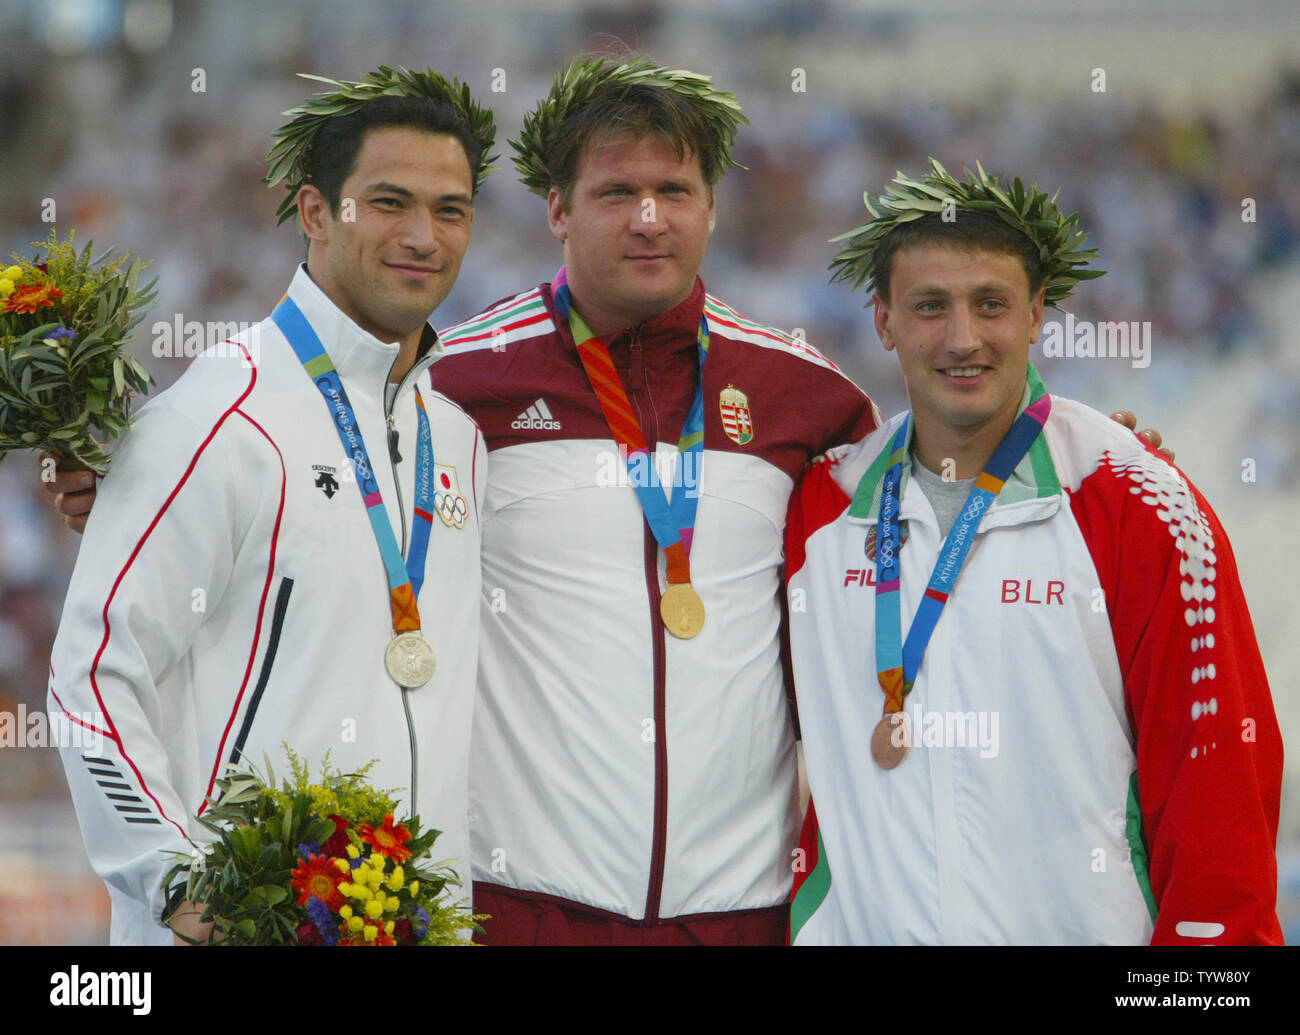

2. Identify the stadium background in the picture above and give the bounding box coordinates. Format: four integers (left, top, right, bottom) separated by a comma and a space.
0, 0, 1296, 944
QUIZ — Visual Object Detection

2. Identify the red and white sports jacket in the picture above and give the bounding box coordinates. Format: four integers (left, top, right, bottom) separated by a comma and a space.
784, 370, 1284, 945
48, 266, 485, 944
433, 276, 879, 936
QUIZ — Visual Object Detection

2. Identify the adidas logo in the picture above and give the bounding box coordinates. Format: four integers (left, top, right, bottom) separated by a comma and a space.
511, 398, 562, 431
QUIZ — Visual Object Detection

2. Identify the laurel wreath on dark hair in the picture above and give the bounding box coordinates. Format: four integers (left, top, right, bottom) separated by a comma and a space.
829, 157, 1105, 308
264, 65, 498, 227
510, 55, 747, 197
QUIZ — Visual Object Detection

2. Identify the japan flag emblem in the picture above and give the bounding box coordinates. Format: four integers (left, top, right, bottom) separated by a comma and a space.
433, 463, 469, 529
719, 384, 754, 445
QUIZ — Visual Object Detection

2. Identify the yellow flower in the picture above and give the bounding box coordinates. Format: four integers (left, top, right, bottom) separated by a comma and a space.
1, 266, 21, 282
0, 279, 13, 296
384, 921, 395, 937
365, 898, 384, 919
363, 924, 377, 943
408, 881, 419, 896
334, 858, 350, 873
386, 866, 404, 891
348, 882, 372, 902
337, 881, 353, 896
347, 915, 364, 933
345, 844, 360, 859
365, 866, 384, 888
383, 896, 399, 913
339, 905, 353, 920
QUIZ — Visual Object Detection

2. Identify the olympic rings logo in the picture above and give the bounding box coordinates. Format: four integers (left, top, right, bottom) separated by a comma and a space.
435, 489, 469, 528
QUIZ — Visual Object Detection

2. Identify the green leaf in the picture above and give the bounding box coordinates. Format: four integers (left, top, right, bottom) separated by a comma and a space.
260, 885, 289, 906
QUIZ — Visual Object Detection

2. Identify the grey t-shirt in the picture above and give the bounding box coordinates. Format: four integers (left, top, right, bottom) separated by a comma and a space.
909, 458, 975, 539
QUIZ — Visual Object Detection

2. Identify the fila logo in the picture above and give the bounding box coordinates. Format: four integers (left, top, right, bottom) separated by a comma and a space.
843, 568, 877, 587
511, 398, 562, 431
1001, 579, 1065, 605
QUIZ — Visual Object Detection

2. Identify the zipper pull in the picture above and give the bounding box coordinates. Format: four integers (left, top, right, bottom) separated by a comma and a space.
387, 412, 402, 464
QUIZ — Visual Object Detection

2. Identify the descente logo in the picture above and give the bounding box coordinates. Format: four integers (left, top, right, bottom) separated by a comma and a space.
50, 966, 151, 1015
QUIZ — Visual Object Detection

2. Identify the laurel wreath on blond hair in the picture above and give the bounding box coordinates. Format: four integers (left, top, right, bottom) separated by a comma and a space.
510, 55, 748, 197
829, 157, 1105, 309
264, 65, 498, 227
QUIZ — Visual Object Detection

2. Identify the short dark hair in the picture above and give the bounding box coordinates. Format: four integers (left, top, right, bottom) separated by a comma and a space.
873, 210, 1046, 303
304, 96, 483, 216
549, 83, 727, 206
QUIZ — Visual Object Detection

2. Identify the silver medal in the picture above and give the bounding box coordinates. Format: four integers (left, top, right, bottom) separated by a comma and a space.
385, 631, 436, 689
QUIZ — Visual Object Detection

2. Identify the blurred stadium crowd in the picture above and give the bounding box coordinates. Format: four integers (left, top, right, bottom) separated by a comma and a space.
1, 0, 1297, 943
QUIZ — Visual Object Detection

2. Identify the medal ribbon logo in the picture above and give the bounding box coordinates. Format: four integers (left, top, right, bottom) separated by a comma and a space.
273, 297, 437, 637
552, 265, 708, 596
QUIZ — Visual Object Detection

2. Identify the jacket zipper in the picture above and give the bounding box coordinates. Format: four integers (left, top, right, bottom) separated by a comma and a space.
227, 576, 295, 768
628, 329, 671, 925
387, 357, 419, 816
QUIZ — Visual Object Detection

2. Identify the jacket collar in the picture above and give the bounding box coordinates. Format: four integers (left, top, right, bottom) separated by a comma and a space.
283, 264, 444, 397
846, 363, 1061, 530
540, 269, 706, 357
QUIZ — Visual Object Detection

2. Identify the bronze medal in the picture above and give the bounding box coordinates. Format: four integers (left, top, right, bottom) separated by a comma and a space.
870, 711, 910, 770
660, 583, 706, 639
385, 631, 436, 689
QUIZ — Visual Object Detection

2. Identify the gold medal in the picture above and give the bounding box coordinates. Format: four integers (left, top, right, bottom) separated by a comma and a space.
870, 711, 910, 770
660, 583, 706, 639
385, 632, 436, 689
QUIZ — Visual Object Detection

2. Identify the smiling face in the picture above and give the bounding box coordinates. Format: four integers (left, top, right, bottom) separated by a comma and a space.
300, 126, 474, 344
874, 242, 1045, 475
547, 133, 715, 338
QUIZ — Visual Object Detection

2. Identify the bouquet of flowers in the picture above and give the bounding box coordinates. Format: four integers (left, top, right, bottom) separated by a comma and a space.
162, 749, 483, 945
0, 228, 156, 471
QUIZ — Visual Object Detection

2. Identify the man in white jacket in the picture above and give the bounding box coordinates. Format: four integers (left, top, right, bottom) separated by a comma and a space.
784, 162, 1283, 944
45, 69, 492, 944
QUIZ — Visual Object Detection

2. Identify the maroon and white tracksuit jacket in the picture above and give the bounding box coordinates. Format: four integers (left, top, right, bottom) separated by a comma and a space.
433, 275, 879, 943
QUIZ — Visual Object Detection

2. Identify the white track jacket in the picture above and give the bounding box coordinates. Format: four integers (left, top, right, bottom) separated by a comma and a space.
48, 266, 485, 944
784, 370, 1283, 944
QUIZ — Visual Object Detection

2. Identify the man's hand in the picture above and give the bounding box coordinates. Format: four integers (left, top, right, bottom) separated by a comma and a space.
167, 900, 220, 945
1110, 411, 1175, 463
39, 453, 97, 534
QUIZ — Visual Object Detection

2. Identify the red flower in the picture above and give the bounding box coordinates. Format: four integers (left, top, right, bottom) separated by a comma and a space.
291, 854, 346, 911
337, 928, 397, 947
296, 922, 322, 946
3, 282, 62, 314
323, 813, 351, 857
357, 814, 412, 863
393, 916, 418, 946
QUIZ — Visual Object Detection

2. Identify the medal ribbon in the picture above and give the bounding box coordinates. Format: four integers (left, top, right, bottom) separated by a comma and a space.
272, 297, 435, 632
874, 394, 1051, 713
552, 266, 708, 587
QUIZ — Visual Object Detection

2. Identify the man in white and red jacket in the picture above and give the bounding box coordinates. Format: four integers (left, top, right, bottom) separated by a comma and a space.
784, 169, 1283, 944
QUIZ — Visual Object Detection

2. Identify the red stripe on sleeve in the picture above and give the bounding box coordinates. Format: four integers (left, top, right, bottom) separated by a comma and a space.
88, 342, 258, 838
198, 408, 287, 812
